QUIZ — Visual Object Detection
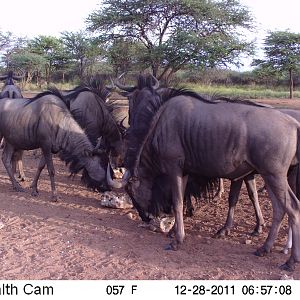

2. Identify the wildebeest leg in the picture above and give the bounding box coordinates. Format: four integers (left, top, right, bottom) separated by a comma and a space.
167, 174, 188, 250
31, 152, 58, 201
17, 159, 26, 181
283, 225, 292, 254
281, 187, 300, 271
215, 178, 243, 238
30, 155, 46, 197
255, 178, 285, 257
213, 178, 224, 200
43, 151, 58, 201
244, 174, 265, 235
1, 142, 25, 192
12, 150, 26, 181
281, 166, 298, 254
256, 176, 300, 271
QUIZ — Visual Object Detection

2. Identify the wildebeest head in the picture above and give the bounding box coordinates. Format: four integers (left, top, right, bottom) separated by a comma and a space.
125, 166, 155, 222
114, 74, 161, 174
0, 70, 24, 85
114, 73, 160, 127
0, 70, 24, 99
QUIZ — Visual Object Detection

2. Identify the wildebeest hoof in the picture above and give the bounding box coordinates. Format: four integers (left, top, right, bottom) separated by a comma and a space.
167, 229, 175, 238
214, 228, 230, 239
31, 191, 39, 197
254, 246, 270, 257
251, 224, 265, 236
250, 230, 260, 237
13, 185, 25, 192
164, 241, 178, 251
279, 262, 295, 272
282, 248, 291, 255
51, 195, 59, 202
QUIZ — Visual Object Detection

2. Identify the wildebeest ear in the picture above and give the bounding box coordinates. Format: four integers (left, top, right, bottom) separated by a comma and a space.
118, 91, 130, 97
92, 148, 106, 155
83, 149, 93, 157
0, 75, 8, 80
105, 76, 116, 92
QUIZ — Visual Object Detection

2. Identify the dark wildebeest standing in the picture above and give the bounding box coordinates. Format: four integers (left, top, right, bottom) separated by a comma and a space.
62, 78, 125, 191
0, 70, 23, 99
0, 71, 26, 181
216, 108, 300, 253
0, 89, 106, 200
110, 83, 300, 271
112, 75, 208, 218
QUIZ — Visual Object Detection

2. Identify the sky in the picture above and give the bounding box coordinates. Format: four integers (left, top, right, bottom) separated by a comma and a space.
0, 0, 299, 70
238, 0, 300, 69
0, 0, 100, 37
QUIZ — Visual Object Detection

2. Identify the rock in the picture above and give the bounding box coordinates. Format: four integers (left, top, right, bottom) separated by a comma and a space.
245, 239, 252, 245
0, 221, 4, 229
126, 212, 136, 220
100, 191, 133, 209
280, 274, 294, 280
138, 216, 175, 233
113, 168, 126, 179
158, 217, 175, 233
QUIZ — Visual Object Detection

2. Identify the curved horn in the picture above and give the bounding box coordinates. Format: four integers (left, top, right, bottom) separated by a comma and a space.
151, 75, 160, 90
12, 74, 24, 80
106, 164, 131, 189
0, 75, 8, 80
105, 75, 116, 91
94, 137, 102, 150
114, 72, 135, 92
119, 116, 127, 130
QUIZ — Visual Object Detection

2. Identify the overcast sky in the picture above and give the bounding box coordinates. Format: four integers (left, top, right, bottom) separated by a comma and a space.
0, 0, 100, 37
0, 0, 299, 70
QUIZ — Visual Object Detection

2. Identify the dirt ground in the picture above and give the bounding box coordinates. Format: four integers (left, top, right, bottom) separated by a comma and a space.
0, 98, 300, 280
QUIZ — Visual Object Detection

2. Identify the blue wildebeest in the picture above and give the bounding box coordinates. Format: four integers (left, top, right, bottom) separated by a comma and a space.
0, 88, 107, 200
111, 74, 209, 218
215, 108, 300, 254
0, 70, 26, 181
109, 81, 300, 271
61, 77, 125, 191
0, 70, 23, 99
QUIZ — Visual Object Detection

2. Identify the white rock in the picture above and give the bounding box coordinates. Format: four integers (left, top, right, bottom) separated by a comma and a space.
100, 191, 133, 209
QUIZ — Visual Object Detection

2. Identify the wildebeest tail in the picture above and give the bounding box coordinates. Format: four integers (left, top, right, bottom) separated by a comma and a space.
184, 176, 220, 216
296, 128, 300, 198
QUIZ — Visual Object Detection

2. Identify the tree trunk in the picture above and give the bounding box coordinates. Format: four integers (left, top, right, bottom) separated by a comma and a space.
289, 68, 294, 99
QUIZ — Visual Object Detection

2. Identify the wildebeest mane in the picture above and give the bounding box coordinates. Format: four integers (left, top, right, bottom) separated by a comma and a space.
59, 148, 111, 192
160, 87, 272, 108
64, 88, 121, 148
145, 174, 219, 218
26, 87, 66, 106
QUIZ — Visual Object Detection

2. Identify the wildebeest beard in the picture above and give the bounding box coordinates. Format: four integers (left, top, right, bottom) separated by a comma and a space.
127, 173, 220, 223
59, 150, 110, 192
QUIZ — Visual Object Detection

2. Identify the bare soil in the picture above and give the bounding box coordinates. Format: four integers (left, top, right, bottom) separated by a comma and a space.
0, 98, 300, 280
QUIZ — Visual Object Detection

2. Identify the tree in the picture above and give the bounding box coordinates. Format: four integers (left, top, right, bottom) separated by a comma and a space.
253, 31, 300, 99
86, 0, 254, 82
0, 30, 12, 50
9, 51, 47, 86
28, 35, 65, 85
106, 38, 145, 75
60, 31, 103, 80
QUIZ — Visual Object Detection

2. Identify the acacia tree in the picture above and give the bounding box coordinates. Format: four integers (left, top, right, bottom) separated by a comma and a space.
0, 31, 12, 50
253, 31, 300, 99
86, 0, 254, 82
28, 35, 66, 85
107, 38, 145, 75
9, 51, 47, 86
60, 30, 103, 80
